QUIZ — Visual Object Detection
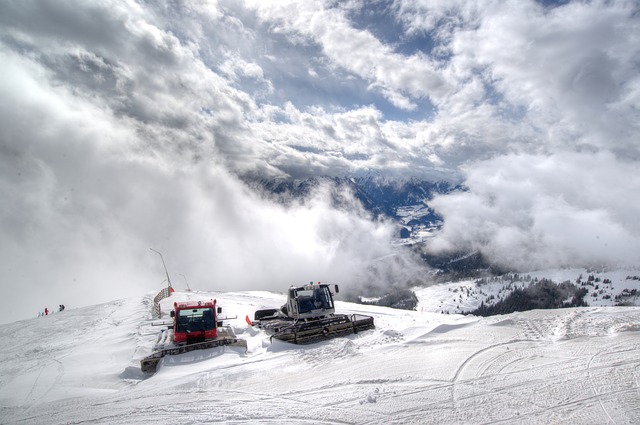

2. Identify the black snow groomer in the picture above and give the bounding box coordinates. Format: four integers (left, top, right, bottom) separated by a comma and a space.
250, 283, 374, 344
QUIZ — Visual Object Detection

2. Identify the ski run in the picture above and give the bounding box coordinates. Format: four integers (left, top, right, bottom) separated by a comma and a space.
1, 270, 640, 424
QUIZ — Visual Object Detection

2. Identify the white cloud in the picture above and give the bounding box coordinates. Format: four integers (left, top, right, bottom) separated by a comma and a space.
1, 0, 640, 322
428, 151, 640, 270
0, 1, 429, 324
246, 0, 448, 109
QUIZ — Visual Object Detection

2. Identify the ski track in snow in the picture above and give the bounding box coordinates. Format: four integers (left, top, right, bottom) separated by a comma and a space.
0, 282, 639, 424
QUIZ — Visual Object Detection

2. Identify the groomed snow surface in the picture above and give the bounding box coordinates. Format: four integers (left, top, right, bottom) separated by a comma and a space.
2, 275, 640, 424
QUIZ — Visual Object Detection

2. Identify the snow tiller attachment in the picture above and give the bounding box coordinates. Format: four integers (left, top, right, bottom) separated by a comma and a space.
250, 283, 375, 344
141, 299, 247, 374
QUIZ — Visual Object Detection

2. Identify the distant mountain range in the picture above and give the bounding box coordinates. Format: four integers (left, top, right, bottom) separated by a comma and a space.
245, 174, 463, 242
245, 174, 496, 284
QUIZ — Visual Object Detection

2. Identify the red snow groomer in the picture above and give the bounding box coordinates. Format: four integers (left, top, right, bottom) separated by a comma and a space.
141, 299, 246, 374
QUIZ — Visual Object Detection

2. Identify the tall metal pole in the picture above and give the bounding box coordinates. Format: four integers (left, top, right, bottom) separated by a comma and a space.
150, 248, 173, 290
179, 274, 192, 292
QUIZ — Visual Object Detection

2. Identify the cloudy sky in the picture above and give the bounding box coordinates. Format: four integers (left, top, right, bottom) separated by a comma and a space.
1, 0, 639, 323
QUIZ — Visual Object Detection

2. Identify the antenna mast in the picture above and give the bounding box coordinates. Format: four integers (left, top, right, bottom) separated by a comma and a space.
150, 248, 173, 290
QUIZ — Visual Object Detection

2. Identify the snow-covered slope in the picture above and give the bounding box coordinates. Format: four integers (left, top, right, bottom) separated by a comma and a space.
416, 268, 640, 315
1, 287, 639, 424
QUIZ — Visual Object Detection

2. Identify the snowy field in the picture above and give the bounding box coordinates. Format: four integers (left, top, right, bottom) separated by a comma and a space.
1, 280, 639, 424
